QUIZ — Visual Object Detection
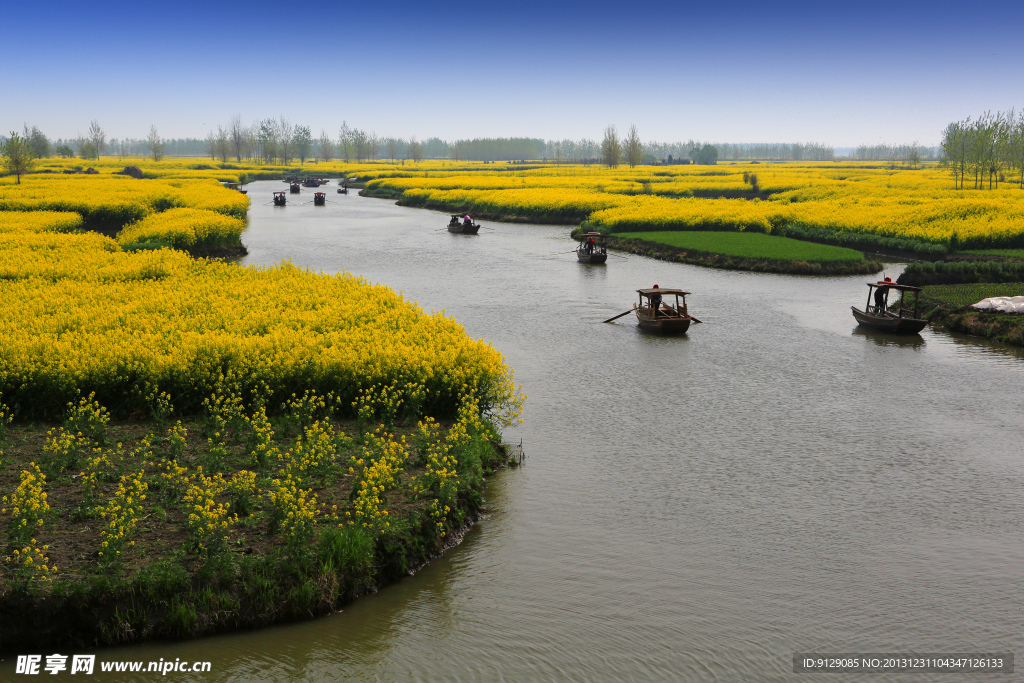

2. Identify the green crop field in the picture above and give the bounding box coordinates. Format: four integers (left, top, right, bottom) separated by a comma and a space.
922, 282, 1024, 308
958, 249, 1024, 260
624, 231, 866, 263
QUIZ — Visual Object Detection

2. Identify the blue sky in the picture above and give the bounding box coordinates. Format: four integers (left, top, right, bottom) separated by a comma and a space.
3, 0, 1022, 146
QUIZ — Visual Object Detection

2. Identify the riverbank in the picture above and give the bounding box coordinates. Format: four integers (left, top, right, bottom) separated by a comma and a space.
919, 283, 1024, 347
0, 408, 518, 651
590, 233, 883, 275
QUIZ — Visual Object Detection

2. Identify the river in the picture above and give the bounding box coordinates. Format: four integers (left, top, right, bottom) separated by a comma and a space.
92, 181, 1023, 681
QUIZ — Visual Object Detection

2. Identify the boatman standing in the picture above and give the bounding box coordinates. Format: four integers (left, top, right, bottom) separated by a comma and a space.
650, 284, 662, 317
874, 277, 892, 313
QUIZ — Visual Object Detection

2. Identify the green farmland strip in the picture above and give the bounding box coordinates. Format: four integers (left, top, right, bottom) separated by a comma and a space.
624, 230, 865, 263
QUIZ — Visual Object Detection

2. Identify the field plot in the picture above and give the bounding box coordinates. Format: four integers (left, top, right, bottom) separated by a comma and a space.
624, 230, 866, 262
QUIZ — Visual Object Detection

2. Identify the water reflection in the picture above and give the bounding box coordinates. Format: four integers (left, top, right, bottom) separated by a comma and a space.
851, 326, 927, 349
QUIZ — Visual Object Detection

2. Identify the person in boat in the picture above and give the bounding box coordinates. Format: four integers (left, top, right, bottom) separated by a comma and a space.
874, 277, 892, 313
586, 236, 595, 254
650, 284, 662, 317
463, 214, 472, 226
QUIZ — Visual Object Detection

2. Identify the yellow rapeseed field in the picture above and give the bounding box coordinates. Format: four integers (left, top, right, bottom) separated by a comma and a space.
0, 166, 523, 423
358, 162, 1024, 250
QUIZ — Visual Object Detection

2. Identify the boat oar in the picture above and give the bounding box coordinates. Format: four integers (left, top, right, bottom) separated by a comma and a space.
549, 250, 578, 255
689, 315, 704, 324
603, 310, 634, 323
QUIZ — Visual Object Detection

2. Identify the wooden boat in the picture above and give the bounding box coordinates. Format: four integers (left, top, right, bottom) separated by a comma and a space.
289, 182, 301, 194
634, 287, 697, 334
336, 187, 348, 194
577, 231, 608, 264
302, 177, 322, 188
851, 279, 927, 334
313, 192, 326, 206
448, 214, 481, 234
273, 191, 287, 206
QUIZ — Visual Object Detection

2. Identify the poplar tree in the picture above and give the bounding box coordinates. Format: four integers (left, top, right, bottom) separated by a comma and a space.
601, 125, 621, 167
317, 130, 334, 162
88, 120, 106, 159
146, 125, 165, 161
624, 124, 643, 168
2, 131, 35, 184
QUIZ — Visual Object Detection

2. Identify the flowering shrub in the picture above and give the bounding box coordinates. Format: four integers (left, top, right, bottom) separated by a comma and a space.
2, 464, 49, 545
97, 472, 147, 566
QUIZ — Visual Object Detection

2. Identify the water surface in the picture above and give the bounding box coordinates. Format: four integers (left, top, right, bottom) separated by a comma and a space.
93, 181, 1023, 681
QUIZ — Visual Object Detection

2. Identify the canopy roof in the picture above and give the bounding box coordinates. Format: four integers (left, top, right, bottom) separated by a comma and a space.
638, 288, 690, 296
579, 232, 605, 237
867, 282, 921, 292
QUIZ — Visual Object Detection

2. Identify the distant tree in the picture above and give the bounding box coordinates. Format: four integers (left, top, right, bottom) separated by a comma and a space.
1013, 110, 1024, 189
55, 144, 74, 158
243, 125, 258, 162
293, 125, 313, 163
24, 125, 51, 158
406, 135, 423, 163
277, 117, 295, 164
367, 132, 380, 160
78, 141, 97, 160
204, 129, 218, 160
624, 124, 643, 168
352, 129, 368, 162
601, 125, 621, 167
691, 143, 718, 165
213, 126, 229, 162
146, 125, 165, 161
230, 115, 246, 162
317, 129, 334, 162
338, 121, 353, 163
256, 119, 278, 164
88, 120, 106, 159
385, 137, 401, 162
2, 131, 35, 184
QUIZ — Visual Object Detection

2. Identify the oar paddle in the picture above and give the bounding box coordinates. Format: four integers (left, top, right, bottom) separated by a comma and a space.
689, 315, 704, 324
603, 309, 634, 323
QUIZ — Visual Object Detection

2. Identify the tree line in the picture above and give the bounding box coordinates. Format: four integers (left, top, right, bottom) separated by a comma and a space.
940, 109, 1024, 189
4, 116, 948, 170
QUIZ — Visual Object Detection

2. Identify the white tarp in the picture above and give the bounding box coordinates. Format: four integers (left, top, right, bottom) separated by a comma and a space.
972, 295, 1024, 313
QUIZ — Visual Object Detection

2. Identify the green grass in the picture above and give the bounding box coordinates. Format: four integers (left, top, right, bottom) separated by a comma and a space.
958, 249, 1024, 260
922, 282, 1024, 308
625, 230, 865, 263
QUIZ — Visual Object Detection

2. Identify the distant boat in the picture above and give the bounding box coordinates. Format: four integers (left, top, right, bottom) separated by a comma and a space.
313, 192, 326, 206
289, 182, 301, 194
634, 287, 698, 334
447, 214, 481, 234
273, 191, 287, 206
851, 279, 927, 333
577, 231, 608, 264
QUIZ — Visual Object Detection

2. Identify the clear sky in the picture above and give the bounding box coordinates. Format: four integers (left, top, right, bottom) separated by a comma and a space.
3, 0, 1021, 147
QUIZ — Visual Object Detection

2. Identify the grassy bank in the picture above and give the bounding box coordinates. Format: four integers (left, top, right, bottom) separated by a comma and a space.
591, 231, 882, 275
919, 283, 1024, 347
622, 230, 867, 262
898, 260, 1024, 286
0, 392, 518, 650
